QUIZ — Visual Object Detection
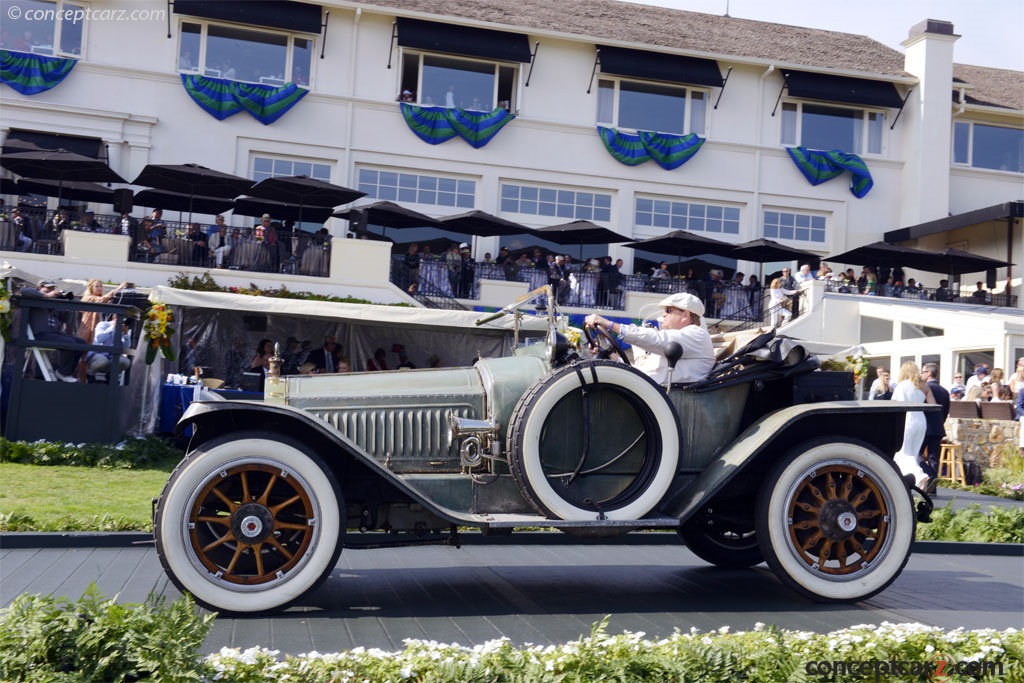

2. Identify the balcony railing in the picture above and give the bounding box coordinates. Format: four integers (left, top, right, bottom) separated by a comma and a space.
823, 280, 1016, 307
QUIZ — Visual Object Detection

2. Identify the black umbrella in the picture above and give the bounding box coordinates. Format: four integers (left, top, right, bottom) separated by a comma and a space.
533, 220, 630, 259
826, 241, 1011, 289
248, 175, 364, 228
132, 163, 253, 198
132, 163, 252, 222
333, 200, 442, 229
438, 210, 537, 237
930, 248, 1012, 276
730, 238, 818, 263
625, 230, 736, 259
0, 149, 125, 205
233, 196, 334, 225
15, 178, 114, 204
134, 189, 235, 217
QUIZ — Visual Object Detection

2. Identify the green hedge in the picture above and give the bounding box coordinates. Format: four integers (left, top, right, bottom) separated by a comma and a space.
0, 436, 182, 469
1, 588, 1021, 682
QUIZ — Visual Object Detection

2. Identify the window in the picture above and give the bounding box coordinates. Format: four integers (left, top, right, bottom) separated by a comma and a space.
635, 198, 739, 235
763, 210, 826, 244
501, 184, 612, 222
0, 0, 86, 57
781, 102, 884, 155
400, 52, 517, 111
597, 78, 707, 135
253, 156, 331, 184
953, 121, 1023, 173
178, 20, 312, 87
358, 169, 476, 209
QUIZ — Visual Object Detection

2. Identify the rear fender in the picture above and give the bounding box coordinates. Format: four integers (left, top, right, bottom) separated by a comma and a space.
176, 401, 465, 524
661, 401, 932, 522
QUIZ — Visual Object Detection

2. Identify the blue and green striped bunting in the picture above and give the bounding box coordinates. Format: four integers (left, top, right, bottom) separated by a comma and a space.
597, 127, 650, 166
597, 127, 706, 170
400, 104, 515, 147
400, 103, 458, 145
181, 74, 308, 125
786, 146, 874, 198
446, 107, 515, 148
0, 49, 76, 95
639, 131, 705, 170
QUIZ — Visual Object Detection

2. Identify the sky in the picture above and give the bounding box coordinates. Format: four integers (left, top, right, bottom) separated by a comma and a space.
633, 0, 1024, 72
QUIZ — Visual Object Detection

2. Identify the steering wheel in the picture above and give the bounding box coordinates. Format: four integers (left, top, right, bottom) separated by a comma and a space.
584, 324, 631, 366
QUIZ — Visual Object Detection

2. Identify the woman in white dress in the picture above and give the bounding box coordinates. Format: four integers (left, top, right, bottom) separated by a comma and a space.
891, 361, 936, 488
768, 277, 797, 327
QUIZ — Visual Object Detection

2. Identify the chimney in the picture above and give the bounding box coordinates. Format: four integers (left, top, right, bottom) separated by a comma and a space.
899, 19, 959, 227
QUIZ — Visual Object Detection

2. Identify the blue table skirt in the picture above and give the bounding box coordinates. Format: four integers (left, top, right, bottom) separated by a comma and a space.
159, 383, 263, 434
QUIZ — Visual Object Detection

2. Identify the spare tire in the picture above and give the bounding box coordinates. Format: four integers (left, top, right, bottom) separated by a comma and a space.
508, 361, 680, 520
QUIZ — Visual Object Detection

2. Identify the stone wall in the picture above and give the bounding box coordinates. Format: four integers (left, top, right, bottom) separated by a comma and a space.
946, 418, 1019, 468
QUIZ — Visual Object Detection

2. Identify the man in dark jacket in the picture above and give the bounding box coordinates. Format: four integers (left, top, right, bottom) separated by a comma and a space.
920, 362, 950, 493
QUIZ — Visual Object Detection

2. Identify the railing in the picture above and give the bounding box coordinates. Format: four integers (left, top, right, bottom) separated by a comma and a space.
1, 207, 331, 277
823, 280, 1017, 307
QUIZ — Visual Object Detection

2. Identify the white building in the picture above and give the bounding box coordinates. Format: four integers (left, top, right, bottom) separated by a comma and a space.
1, 0, 1022, 379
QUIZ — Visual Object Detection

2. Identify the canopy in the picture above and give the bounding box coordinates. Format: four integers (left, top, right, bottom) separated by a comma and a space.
0, 148, 125, 205
134, 189, 235, 216
14, 178, 115, 204
625, 230, 735, 258
334, 201, 442, 229
150, 286, 547, 334
248, 175, 364, 207
233, 196, 333, 224
533, 220, 630, 246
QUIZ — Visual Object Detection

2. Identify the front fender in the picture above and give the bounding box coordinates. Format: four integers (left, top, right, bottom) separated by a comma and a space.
176, 400, 468, 525
662, 400, 936, 522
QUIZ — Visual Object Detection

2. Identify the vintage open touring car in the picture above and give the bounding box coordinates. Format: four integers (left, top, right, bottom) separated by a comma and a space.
154, 287, 933, 614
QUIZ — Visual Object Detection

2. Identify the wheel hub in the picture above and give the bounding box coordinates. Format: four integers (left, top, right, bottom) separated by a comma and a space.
818, 499, 858, 541
231, 503, 275, 545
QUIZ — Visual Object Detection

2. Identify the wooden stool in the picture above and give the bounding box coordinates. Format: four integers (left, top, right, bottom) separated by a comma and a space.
938, 443, 966, 485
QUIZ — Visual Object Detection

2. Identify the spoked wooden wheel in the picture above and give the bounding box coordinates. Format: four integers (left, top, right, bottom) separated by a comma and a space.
155, 432, 343, 614
784, 464, 889, 576
756, 439, 914, 603
188, 462, 317, 586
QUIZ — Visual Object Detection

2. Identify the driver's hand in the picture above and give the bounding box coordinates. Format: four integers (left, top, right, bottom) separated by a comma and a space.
584, 314, 606, 329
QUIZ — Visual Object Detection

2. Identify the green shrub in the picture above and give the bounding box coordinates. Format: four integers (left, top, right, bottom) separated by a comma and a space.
0, 585, 214, 682
166, 271, 412, 306
0, 436, 182, 469
917, 503, 1024, 543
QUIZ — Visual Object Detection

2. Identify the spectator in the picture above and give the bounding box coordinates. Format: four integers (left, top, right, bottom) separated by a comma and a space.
891, 361, 935, 490
209, 221, 231, 268
44, 209, 70, 240
85, 319, 132, 380
79, 210, 99, 232
651, 261, 671, 281
966, 363, 990, 391
866, 367, 889, 400
1009, 359, 1024, 394
794, 264, 814, 283
459, 244, 475, 298
778, 267, 797, 290
948, 371, 966, 394
366, 347, 388, 371
20, 279, 89, 382
403, 243, 421, 288
11, 207, 32, 252
995, 385, 1014, 402
79, 278, 128, 343
445, 243, 462, 295
224, 338, 248, 388
989, 367, 1005, 387
548, 254, 569, 304
186, 222, 208, 265
869, 370, 893, 400
768, 277, 797, 327
249, 338, 273, 374
119, 212, 137, 237
335, 356, 352, 373
971, 282, 988, 303
950, 386, 965, 401
394, 344, 415, 369
305, 336, 339, 373
281, 337, 302, 375
919, 362, 949, 493
933, 279, 951, 302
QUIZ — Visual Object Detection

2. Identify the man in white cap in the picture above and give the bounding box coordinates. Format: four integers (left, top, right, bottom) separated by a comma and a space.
584, 292, 715, 384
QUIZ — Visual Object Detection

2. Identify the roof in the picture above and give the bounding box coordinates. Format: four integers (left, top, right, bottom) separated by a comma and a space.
356, 0, 910, 77
953, 64, 1024, 112
884, 201, 1024, 243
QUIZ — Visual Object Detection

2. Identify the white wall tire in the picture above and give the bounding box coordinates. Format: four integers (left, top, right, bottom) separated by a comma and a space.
756, 438, 914, 603
508, 361, 679, 520
154, 432, 343, 614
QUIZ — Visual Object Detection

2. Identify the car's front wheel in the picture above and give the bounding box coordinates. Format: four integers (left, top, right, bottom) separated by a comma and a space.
756, 438, 914, 602
154, 432, 343, 614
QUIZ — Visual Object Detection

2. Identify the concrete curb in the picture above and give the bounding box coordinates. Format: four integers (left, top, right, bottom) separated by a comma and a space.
2, 532, 1021, 556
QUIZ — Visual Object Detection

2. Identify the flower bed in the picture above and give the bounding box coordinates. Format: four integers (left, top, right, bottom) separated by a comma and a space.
2, 588, 1021, 682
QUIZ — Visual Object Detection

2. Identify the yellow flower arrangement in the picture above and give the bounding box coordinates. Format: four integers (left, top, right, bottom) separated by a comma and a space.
143, 302, 177, 364
845, 352, 870, 385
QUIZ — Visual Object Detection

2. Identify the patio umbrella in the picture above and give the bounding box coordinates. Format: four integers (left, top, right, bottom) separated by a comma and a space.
533, 220, 630, 259
233, 196, 334, 225
134, 189, 235, 218
625, 230, 736, 259
1, 177, 21, 195
15, 178, 115, 204
248, 175, 364, 227
730, 238, 818, 264
0, 148, 126, 205
333, 200, 442, 229
133, 163, 253, 222
438, 210, 538, 238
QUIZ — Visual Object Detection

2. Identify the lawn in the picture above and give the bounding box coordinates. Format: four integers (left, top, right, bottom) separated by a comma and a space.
0, 463, 173, 531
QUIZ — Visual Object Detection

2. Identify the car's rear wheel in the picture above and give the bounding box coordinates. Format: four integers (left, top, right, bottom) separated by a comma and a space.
756, 438, 913, 602
154, 432, 343, 614
508, 361, 679, 520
